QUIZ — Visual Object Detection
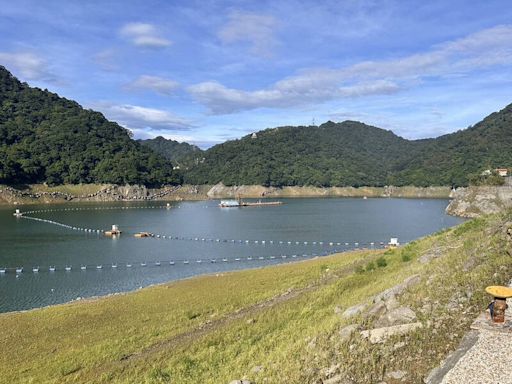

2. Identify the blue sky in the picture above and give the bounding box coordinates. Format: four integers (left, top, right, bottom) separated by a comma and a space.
1, 0, 511, 148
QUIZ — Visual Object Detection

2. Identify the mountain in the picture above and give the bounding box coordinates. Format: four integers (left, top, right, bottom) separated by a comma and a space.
139, 136, 202, 165
0, 66, 181, 186
184, 104, 512, 187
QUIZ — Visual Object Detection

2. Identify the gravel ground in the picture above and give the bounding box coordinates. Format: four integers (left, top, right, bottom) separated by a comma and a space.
440, 329, 512, 384
436, 286, 512, 384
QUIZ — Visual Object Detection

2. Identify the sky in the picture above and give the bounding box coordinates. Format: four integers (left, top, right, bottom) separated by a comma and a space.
1, 0, 511, 148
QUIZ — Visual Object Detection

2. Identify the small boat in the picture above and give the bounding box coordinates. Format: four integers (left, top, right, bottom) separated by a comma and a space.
222, 258, 228, 262
16, 267, 23, 273
258, 256, 264, 260
196, 260, 202, 263
96, 265, 103, 269
0, 268, 5, 274
80, 265, 87, 271
126, 263, 133, 268
169, 261, 175, 265
235, 258, 241, 261
210, 259, 216, 263
32, 267, 39, 273
49, 266, 56, 272
65, 266, 71, 271
155, 261, 161, 266
247, 257, 253, 261
112, 264, 118, 268
183, 260, 189, 264
281, 255, 287, 258
270, 256, 275, 259
140, 262, 147, 267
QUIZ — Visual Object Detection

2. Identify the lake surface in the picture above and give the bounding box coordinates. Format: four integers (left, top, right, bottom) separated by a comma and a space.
0, 198, 463, 313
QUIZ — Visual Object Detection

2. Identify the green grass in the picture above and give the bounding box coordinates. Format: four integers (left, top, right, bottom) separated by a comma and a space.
1, 212, 511, 383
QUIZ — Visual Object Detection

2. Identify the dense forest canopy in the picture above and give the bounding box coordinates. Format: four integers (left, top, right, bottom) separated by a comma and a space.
1, 65, 511, 188
0, 66, 181, 186
138, 136, 202, 165
184, 104, 512, 187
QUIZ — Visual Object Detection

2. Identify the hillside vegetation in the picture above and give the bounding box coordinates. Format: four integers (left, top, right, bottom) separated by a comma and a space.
1, 212, 511, 383
139, 136, 202, 165
185, 104, 512, 187
0, 66, 181, 186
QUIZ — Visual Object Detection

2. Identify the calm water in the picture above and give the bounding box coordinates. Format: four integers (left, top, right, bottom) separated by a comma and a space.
0, 198, 462, 313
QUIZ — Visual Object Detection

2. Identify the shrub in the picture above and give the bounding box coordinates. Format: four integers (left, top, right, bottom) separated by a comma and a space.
376, 257, 387, 268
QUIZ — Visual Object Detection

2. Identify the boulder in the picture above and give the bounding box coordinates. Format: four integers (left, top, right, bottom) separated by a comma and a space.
339, 324, 359, 342
386, 370, 407, 380
374, 306, 417, 328
342, 304, 366, 318
360, 322, 423, 344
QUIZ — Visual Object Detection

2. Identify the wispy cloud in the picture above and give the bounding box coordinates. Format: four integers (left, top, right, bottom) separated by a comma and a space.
93, 49, 119, 71
218, 11, 278, 57
0, 52, 52, 80
124, 75, 180, 95
93, 102, 193, 131
189, 25, 512, 114
120, 22, 172, 48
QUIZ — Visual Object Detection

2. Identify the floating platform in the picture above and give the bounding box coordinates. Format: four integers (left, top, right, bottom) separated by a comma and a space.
134, 232, 153, 238
219, 199, 283, 208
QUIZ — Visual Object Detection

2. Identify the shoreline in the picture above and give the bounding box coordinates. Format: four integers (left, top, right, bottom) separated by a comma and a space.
0, 183, 452, 206
0, 249, 368, 317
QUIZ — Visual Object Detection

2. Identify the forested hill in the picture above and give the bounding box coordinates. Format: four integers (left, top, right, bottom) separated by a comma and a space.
139, 136, 202, 165
184, 104, 512, 187
0, 66, 181, 186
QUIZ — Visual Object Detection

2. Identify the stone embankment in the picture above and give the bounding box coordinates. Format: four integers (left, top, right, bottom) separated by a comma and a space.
0, 183, 452, 206
207, 183, 451, 199
446, 185, 512, 218
0, 184, 210, 205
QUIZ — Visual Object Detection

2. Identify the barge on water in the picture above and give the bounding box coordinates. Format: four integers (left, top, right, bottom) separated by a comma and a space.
219, 197, 283, 208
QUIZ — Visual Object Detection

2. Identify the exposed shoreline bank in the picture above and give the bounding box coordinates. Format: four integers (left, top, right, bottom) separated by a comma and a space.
0, 183, 452, 206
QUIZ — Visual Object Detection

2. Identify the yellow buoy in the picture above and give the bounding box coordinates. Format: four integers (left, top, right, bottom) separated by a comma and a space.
485, 286, 512, 299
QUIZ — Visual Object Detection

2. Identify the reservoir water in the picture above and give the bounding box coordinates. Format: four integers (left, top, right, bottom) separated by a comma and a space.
0, 198, 463, 313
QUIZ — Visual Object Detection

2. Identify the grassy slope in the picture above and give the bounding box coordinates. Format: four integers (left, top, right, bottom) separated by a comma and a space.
1, 213, 511, 383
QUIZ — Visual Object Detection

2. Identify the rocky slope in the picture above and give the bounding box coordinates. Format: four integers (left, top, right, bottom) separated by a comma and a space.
446, 185, 512, 218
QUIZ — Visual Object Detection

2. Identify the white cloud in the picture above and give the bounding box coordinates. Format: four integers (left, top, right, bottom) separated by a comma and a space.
189, 25, 512, 114
93, 103, 193, 131
120, 22, 172, 48
125, 75, 180, 95
0, 52, 50, 80
218, 11, 278, 57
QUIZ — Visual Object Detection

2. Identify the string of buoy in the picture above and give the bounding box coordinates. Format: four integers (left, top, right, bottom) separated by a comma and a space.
15, 210, 390, 248
0, 250, 345, 274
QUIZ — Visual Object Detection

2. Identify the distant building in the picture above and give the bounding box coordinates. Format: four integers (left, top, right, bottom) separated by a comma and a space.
496, 168, 508, 177
481, 169, 492, 176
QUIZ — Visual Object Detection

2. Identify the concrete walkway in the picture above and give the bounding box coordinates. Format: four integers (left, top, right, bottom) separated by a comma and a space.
427, 298, 512, 384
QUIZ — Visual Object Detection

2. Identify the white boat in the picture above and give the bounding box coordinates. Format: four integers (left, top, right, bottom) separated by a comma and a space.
0, 268, 5, 274
32, 267, 39, 273
96, 265, 103, 269
65, 266, 71, 271
49, 266, 56, 272
112, 264, 118, 268
140, 262, 147, 267
183, 260, 189, 264
80, 265, 87, 271
126, 264, 132, 268
222, 258, 228, 262
169, 261, 175, 265
196, 260, 202, 263
16, 267, 23, 273
155, 261, 161, 266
